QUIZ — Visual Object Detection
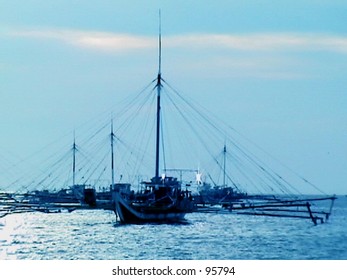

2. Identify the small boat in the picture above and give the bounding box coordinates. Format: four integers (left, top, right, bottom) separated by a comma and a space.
196, 183, 247, 205
111, 14, 195, 223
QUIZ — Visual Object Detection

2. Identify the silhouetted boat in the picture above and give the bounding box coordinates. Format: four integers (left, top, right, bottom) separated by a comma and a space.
111, 13, 195, 223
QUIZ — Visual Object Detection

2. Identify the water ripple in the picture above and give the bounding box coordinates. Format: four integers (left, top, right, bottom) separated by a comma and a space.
0, 197, 346, 259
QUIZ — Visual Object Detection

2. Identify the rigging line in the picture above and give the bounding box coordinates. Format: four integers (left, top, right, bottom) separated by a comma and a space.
73, 79, 157, 138
209, 152, 240, 190
211, 151, 240, 192
231, 154, 279, 194
63, 165, 72, 188
4, 130, 74, 175
0, 153, 25, 180
3, 83, 157, 192
160, 90, 178, 170
115, 88, 156, 175
4, 141, 76, 192
232, 146, 300, 195
175, 96, 223, 147
226, 145, 293, 195
27, 161, 67, 191
112, 79, 157, 116
78, 121, 110, 148
166, 93, 210, 148
228, 149, 278, 194
8, 150, 65, 188
18, 148, 73, 191
120, 88, 156, 126
165, 84, 234, 161
230, 142, 300, 196
114, 132, 153, 168
112, 80, 156, 127
112, 113, 155, 169
160, 105, 167, 173
163, 79, 325, 194
224, 133, 304, 195
82, 148, 110, 185
132, 90, 156, 147
165, 92, 241, 189
121, 144, 154, 180
163, 81, 249, 147
161, 92, 198, 164
45, 163, 71, 190
202, 123, 304, 195
163, 86, 223, 157
167, 94, 298, 195
79, 134, 109, 159
168, 102, 227, 171
132, 95, 157, 176
223, 122, 327, 194
79, 136, 110, 169
52, 81, 157, 161
163, 80, 229, 137
69, 147, 93, 177
37, 160, 72, 189
272, 171, 303, 195
94, 166, 108, 188
115, 86, 156, 136
45, 151, 74, 181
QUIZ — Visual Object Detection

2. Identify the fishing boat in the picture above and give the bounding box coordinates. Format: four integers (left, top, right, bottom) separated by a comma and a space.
194, 144, 247, 205
111, 14, 195, 223
112, 179, 195, 223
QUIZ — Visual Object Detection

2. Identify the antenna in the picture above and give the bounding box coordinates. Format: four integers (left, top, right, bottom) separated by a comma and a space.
223, 142, 227, 187
111, 119, 115, 189
158, 9, 162, 76
72, 130, 76, 187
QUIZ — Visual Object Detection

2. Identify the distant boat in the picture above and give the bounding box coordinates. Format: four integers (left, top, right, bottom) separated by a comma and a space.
111, 13, 195, 223
194, 144, 247, 205
196, 183, 247, 205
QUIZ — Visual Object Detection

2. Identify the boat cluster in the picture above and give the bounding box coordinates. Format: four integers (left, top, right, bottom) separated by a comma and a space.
0, 17, 337, 225
0, 182, 336, 225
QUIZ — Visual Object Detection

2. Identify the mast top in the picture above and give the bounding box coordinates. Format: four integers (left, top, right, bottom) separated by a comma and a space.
158, 9, 162, 77
156, 9, 162, 87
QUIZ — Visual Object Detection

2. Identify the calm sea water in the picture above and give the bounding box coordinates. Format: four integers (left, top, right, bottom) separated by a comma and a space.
1, 196, 346, 260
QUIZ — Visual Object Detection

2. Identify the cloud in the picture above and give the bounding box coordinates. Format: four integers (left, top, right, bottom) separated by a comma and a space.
5, 27, 347, 54
3, 27, 347, 81
8, 29, 156, 52
167, 33, 347, 54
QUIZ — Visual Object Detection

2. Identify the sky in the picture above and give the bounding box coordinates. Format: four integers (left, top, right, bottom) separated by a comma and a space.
0, 0, 346, 194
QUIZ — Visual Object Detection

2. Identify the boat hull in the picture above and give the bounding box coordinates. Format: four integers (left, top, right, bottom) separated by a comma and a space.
114, 192, 187, 223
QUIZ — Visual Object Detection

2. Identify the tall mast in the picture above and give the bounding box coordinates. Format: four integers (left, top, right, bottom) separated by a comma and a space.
155, 10, 162, 178
111, 120, 115, 189
72, 131, 76, 186
223, 143, 227, 187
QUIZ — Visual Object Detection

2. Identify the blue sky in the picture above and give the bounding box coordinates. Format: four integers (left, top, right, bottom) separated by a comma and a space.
1, 0, 346, 194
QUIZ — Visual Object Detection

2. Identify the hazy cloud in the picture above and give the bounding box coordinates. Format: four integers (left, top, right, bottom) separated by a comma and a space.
167, 33, 347, 54
5, 28, 347, 54
8, 29, 156, 52
4, 28, 347, 80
